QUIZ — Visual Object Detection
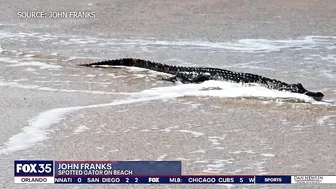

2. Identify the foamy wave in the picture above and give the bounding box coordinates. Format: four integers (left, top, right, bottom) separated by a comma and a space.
133, 80, 318, 103
0, 79, 333, 155
32, 35, 336, 53
317, 115, 336, 126
0, 107, 81, 155
1, 31, 335, 53
0, 57, 62, 70
0, 79, 130, 95
7, 61, 62, 70
0, 76, 332, 105
0, 96, 173, 155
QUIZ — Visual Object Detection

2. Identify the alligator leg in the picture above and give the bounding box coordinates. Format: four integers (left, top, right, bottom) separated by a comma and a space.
162, 73, 211, 84
190, 74, 211, 83
161, 75, 178, 82
162, 74, 212, 84
161, 75, 192, 83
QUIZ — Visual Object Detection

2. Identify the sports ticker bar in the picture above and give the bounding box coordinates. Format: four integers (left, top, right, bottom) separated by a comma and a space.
54, 175, 256, 184
53, 175, 332, 184
14, 160, 336, 184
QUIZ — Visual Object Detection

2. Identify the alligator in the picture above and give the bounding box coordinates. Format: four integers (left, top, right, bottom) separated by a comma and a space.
79, 58, 324, 101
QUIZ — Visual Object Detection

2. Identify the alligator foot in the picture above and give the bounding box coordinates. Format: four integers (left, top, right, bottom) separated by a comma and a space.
161, 75, 193, 84
190, 74, 211, 83
161, 75, 178, 83
162, 74, 210, 84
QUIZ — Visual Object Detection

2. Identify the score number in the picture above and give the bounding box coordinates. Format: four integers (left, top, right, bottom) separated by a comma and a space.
126, 177, 139, 183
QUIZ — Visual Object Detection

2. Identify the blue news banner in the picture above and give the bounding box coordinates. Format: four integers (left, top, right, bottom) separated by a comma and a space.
13, 160, 311, 184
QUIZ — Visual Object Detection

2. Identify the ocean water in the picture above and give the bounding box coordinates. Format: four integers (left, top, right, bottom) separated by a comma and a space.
1, 25, 335, 100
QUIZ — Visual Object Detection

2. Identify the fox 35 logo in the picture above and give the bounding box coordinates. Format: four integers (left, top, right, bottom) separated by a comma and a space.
14, 160, 53, 176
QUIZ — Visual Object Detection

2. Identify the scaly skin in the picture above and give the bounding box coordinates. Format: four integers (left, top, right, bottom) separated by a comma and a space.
79, 58, 324, 101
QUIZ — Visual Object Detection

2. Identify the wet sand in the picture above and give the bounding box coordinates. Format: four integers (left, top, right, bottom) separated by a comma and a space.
0, 0, 336, 189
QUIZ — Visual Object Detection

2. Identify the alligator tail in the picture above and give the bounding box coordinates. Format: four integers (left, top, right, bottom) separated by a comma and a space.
79, 58, 181, 74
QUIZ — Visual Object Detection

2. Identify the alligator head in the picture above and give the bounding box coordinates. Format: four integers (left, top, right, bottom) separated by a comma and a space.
296, 83, 324, 101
